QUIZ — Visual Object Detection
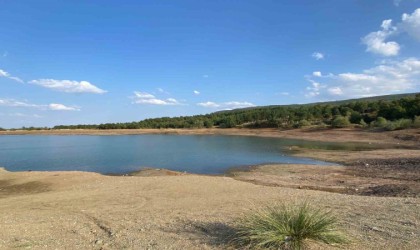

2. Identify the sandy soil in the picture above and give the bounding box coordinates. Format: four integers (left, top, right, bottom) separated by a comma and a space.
1, 168, 419, 250
0, 128, 419, 249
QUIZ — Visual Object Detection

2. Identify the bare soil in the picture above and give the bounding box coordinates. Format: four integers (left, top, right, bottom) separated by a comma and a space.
230, 158, 420, 198
0, 128, 419, 249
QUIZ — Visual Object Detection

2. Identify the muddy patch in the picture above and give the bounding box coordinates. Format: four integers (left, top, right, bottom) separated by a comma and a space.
360, 184, 412, 197
231, 159, 420, 198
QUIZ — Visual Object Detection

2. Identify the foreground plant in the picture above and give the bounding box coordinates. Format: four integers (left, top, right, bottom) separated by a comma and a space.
232, 202, 348, 249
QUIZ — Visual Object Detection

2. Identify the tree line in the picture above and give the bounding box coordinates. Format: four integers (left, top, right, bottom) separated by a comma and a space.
49, 93, 420, 131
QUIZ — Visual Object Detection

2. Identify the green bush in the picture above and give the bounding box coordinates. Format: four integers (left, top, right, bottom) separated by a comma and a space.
298, 120, 311, 127
359, 119, 368, 128
203, 120, 214, 128
293, 120, 311, 128
385, 119, 413, 131
373, 117, 388, 128
413, 116, 420, 128
232, 203, 348, 250
331, 116, 351, 128
349, 112, 362, 124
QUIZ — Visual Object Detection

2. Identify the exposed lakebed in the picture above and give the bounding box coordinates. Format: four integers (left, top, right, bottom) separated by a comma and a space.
0, 134, 392, 174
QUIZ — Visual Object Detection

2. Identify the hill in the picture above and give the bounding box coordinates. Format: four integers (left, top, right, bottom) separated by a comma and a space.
10, 92, 420, 131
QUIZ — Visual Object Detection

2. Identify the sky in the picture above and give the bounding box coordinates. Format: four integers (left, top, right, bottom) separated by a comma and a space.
0, 0, 419, 128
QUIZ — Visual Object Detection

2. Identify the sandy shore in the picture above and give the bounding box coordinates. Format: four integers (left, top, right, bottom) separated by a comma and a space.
0, 128, 419, 249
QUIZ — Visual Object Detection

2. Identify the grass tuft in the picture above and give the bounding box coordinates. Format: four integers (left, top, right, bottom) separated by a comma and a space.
232, 202, 348, 249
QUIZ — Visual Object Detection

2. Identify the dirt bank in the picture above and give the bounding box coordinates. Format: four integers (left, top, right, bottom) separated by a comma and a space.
0, 168, 419, 249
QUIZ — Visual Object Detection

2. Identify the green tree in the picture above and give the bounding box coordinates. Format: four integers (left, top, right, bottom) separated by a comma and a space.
331, 116, 351, 128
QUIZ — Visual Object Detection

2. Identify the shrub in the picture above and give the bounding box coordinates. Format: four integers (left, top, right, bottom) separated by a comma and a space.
293, 120, 311, 128
298, 120, 311, 127
385, 119, 413, 131
359, 119, 368, 128
413, 116, 420, 128
373, 117, 388, 128
331, 116, 350, 128
203, 120, 214, 128
349, 112, 363, 124
232, 203, 348, 250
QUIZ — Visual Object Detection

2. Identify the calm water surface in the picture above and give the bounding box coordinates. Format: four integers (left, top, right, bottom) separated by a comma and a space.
0, 135, 352, 174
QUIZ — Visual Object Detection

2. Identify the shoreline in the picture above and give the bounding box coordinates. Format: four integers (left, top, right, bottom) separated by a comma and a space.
1, 127, 418, 180
1, 128, 419, 249
1, 128, 419, 151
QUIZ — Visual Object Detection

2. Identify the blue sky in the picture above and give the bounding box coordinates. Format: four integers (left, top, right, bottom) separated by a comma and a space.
1, 0, 419, 128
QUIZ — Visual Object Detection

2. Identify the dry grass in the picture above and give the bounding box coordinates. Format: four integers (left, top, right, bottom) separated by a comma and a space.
232, 202, 348, 249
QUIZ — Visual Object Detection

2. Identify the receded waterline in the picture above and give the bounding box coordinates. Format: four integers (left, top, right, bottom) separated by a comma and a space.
0, 134, 389, 175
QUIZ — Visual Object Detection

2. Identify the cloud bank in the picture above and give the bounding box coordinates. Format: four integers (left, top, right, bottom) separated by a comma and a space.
197, 101, 255, 110
362, 19, 400, 56
362, 8, 420, 56
305, 57, 420, 98
132, 91, 182, 105
0, 98, 80, 111
29, 79, 107, 94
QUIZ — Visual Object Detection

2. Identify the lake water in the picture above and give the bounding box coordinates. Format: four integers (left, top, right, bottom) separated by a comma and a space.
0, 135, 356, 174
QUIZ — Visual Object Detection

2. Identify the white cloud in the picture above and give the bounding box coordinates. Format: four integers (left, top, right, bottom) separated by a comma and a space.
48, 103, 80, 111
381, 19, 393, 30
0, 98, 79, 111
327, 87, 343, 96
224, 101, 255, 109
277, 92, 290, 96
134, 91, 155, 99
339, 73, 378, 82
0, 99, 38, 108
132, 91, 182, 105
312, 71, 322, 77
304, 57, 420, 98
0, 69, 23, 83
197, 101, 220, 108
197, 101, 255, 110
401, 8, 420, 41
305, 80, 325, 97
362, 19, 400, 56
312, 52, 324, 60
362, 9, 420, 56
29, 79, 107, 94
193, 90, 200, 95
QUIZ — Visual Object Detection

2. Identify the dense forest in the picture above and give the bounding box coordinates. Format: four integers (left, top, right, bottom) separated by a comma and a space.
50, 93, 420, 131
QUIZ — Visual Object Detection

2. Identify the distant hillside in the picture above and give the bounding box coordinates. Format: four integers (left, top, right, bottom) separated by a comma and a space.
46, 92, 420, 131
8, 92, 419, 131
217, 92, 419, 114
